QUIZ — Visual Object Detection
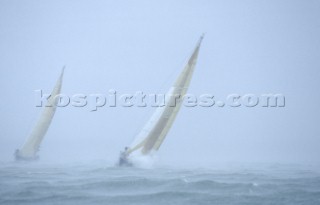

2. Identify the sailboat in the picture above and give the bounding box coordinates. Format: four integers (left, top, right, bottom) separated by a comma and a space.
15, 68, 65, 161
119, 35, 204, 166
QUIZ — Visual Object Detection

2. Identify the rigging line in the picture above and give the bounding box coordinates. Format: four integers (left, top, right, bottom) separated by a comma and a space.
127, 39, 199, 147
127, 48, 185, 145
155, 42, 196, 95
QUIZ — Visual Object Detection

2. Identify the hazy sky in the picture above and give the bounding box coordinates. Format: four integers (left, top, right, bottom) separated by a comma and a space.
0, 0, 319, 166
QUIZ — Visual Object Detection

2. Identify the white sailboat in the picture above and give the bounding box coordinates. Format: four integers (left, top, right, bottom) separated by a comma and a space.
15, 68, 65, 161
119, 35, 204, 165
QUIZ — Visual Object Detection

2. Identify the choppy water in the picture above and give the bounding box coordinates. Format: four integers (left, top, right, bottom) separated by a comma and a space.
0, 162, 320, 205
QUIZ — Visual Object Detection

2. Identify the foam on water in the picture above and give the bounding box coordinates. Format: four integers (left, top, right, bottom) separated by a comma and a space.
0, 161, 320, 205
129, 153, 157, 169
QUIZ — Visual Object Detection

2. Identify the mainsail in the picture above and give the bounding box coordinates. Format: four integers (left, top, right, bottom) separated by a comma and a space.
15, 68, 64, 160
126, 35, 204, 156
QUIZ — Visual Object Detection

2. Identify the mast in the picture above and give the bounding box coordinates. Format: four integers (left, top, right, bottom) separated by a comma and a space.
15, 67, 65, 160
127, 35, 204, 155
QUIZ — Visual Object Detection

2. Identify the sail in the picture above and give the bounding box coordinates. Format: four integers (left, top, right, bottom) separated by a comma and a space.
127, 35, 204, 156
17, 68, 64, 159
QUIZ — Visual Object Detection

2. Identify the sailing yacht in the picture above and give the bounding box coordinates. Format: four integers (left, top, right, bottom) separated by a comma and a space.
119, 35, 204, 166
15, 68, 64, 161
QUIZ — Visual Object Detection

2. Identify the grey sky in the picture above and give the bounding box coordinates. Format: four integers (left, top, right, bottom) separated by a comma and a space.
0, 0, 320, 166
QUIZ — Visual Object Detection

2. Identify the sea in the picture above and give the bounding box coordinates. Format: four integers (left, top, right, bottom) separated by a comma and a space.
0, 161, 319, 205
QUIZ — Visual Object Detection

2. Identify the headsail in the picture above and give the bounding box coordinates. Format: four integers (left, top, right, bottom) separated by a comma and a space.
15, 68, 65, 160
126, 35, 204, 156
